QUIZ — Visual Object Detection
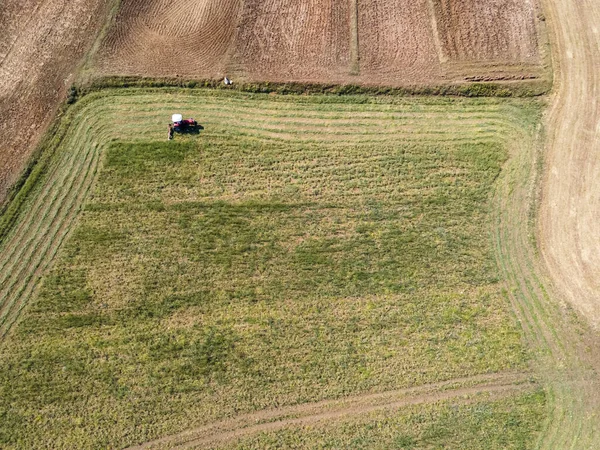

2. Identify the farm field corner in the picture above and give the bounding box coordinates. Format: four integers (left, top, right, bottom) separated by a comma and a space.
0, 89, 549, 448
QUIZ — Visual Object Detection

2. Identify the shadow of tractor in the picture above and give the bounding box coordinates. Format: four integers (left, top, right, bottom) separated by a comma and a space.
168, 123, 204, 140
177, 124, 204, 135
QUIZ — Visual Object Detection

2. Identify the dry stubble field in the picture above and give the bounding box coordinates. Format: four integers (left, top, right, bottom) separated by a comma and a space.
93, 0, 545, 86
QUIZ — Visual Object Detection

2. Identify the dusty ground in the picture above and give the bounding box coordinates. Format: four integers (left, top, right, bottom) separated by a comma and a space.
539, 0, 600, 326
93, 0, 544, 86
0, 0, 111, 204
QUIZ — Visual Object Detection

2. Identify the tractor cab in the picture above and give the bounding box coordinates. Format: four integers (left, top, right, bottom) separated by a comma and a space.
172, 114, 183, 130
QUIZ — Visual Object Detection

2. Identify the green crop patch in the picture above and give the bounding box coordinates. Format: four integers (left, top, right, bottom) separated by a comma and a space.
0, 90, 544, 448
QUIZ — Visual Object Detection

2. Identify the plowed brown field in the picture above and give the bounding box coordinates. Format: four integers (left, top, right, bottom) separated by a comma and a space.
93, 0, 544, 86
95, 0, 242, 77
359, 0, 441, 83
432, 0, 539, 62
0, 0, 112, 204
233, 0, 351, 82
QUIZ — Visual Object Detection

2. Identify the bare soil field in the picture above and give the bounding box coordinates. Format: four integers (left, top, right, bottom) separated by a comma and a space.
358, 0, 441, 84
0, 0, 113, 204
92, 0, 545, 86
232, 0, 351, 82
432, 0, 542, 81
94, 0, 242, 77
432, 0, 539, 62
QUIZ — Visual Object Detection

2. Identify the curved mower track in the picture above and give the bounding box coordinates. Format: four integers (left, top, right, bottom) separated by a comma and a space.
539, 0, 600, 326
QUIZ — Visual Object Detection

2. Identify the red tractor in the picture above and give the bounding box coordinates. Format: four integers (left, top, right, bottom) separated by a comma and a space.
169, 114, 198, 139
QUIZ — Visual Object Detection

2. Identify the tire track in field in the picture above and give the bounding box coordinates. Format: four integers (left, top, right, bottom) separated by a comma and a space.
127, 371, 533, 450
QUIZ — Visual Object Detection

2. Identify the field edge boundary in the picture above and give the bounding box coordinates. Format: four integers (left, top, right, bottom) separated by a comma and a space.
82, 75, 551, 99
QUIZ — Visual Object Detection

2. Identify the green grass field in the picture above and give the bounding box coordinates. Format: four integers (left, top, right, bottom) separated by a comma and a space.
0, 90, 546, 448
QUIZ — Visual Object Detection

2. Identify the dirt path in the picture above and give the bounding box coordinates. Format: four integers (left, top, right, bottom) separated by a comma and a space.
126, 372, 533, 450
539, 0, 600, 325
492, 116, 600, 449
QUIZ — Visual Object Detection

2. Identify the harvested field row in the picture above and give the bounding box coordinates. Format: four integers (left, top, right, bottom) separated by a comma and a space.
234, 0, 351, 81
0, 90, 543, 448
359, 0, 440, 82
432, 0, 539, 62
102, 0, 241, 75
92, 0, 544, 86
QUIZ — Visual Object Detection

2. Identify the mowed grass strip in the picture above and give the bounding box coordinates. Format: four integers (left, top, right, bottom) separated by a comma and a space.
0, 90, 543, 448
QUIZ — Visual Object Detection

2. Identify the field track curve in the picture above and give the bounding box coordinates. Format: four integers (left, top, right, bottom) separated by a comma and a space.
0, 89, 590, 447
492, 0, 600, 444
539, 0, 600, 325
127, 372, 533, 449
